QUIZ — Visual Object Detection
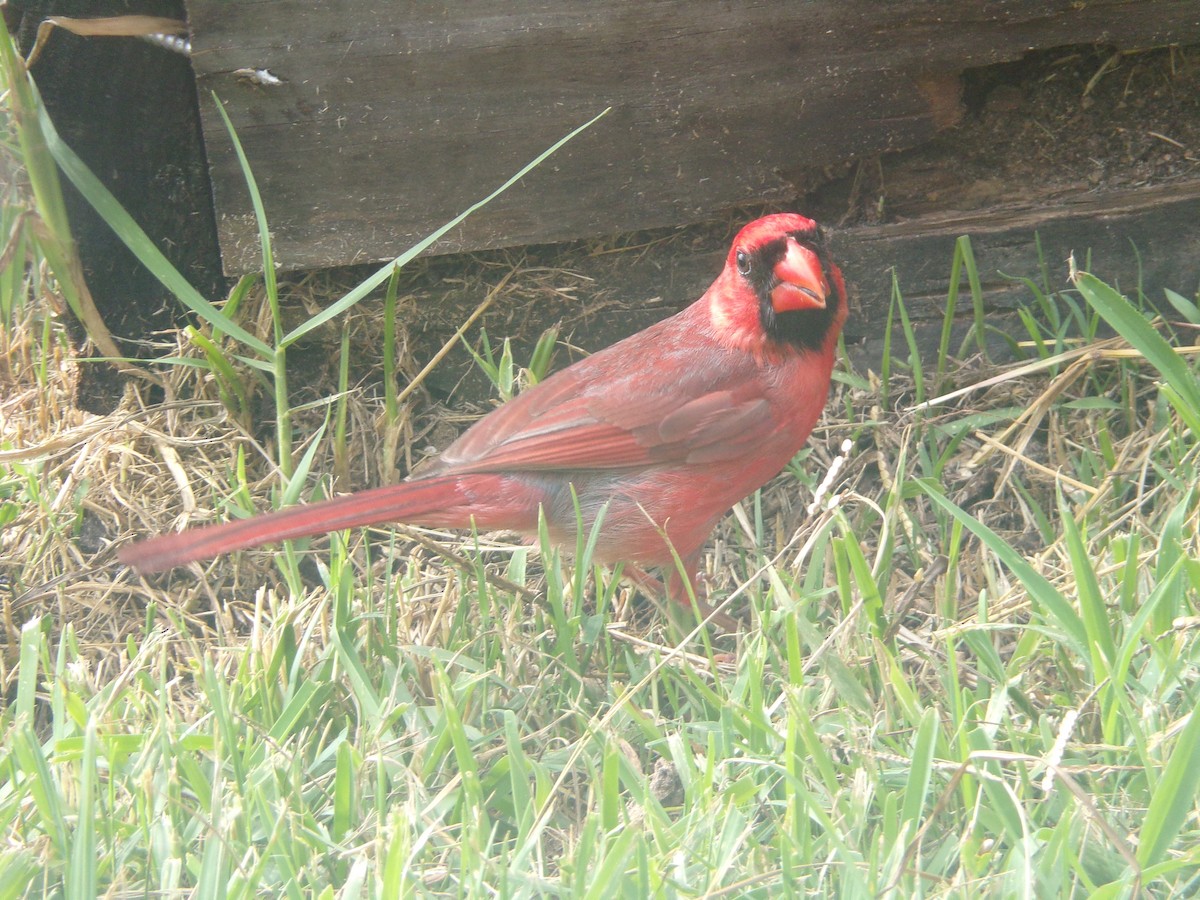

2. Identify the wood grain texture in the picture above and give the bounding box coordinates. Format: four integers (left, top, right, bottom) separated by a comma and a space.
183, 0, 1200, 274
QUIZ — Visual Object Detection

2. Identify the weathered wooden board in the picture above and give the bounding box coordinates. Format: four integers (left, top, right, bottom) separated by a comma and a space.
10, 0, 223, 363
183, 0, 1200, 275
835, 179, 1200, 339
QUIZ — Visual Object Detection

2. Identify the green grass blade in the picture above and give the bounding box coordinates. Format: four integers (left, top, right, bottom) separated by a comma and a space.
958, 235, 987, 360
1163, 287, 1200, 326
918, 479, 1088, 656
880, 280, 897, 404
838, 518, 888, 641
35, 100, 271, 357
382, 264, 401, 425
526, 325, 559, 385
332, 740, 356, 845
900, 706, 939, 837
379, 810, 409, 897
15, 617, 41, 722
280, 107, 611, 347
1158, 381, 1200, 440
65, 718, 97, 900
334, 323, 352, 483
186, 326, 253, 422
1137, 691, 1200, 868
13, 726, 68, 857
1057, 488, 1116, 678
330, 563, 392, 742
1111, 556, 1183, 696
282, 416, 328, 507
266, 679, 321, 744
892, 271, 925, 405
936, 239, 964, 387
211, 95, 278, 313
1073, 269, 1200, 423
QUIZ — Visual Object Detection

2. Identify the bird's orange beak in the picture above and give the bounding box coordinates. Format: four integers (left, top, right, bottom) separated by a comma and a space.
770, 238, 828, 313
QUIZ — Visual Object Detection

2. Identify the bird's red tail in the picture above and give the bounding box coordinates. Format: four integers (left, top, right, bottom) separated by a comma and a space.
118, 474, 534, 574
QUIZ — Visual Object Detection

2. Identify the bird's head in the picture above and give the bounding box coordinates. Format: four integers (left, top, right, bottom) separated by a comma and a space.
709, 213, 847, 356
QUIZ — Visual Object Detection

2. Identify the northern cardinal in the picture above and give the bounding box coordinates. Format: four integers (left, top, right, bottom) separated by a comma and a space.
119, 214, 847, 616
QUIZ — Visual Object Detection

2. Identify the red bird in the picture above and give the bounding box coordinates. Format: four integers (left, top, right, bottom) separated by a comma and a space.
119, 214, 847, 617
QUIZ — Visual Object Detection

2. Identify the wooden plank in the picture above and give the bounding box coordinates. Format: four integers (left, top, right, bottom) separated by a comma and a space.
833, 178, 1200, 347
184, 1, 1200, 275
10, 0, 223, 362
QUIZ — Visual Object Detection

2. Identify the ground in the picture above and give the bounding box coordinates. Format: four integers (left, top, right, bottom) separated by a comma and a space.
4, 38, 1200, 896
5, 31, 1197, 642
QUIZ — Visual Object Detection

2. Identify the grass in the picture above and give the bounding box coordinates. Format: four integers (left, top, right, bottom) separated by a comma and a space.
4, 32, 1200, 900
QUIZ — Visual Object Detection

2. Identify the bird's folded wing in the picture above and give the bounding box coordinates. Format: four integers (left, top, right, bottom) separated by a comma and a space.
432, 352, 778, 474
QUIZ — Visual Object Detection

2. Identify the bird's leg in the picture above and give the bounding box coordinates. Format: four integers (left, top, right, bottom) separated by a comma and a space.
621, 563, 664, 598
661, 558, 737, 631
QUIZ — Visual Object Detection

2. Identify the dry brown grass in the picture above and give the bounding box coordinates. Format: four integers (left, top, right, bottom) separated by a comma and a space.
1, 244, 1181, 700
0, 240, 698, 691
7, 215, 1200, 894
2, 151, 1196, 710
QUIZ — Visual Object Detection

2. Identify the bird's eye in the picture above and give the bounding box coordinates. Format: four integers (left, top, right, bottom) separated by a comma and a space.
735, 249, 751, 276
